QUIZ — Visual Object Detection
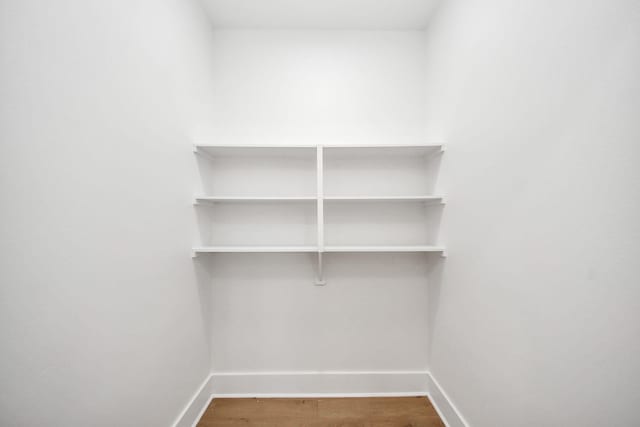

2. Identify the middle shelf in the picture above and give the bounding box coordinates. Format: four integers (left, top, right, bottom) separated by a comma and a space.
194, 196, 444, 247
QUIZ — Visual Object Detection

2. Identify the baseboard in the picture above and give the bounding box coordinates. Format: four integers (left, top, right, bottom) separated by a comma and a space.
210, 371, 429, 396
178, 371, 468, 427
172, 374, 214, 427
426, 373, 469, 427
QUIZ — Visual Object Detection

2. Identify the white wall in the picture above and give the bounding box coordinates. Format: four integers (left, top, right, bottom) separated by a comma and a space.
207, 30, 429, 145
205, 31, 436, 377
6, 0, 636, 422
0, 0, 217, 425
422, 1, 640, 425
209, 253, 430, 372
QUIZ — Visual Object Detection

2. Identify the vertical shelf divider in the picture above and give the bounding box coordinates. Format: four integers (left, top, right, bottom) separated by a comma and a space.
315, 145, 326, 285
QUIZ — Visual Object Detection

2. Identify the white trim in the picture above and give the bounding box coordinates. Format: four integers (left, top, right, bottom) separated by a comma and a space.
177, 371, 469, 427
426, 373, 469, 427
172, 374, 213, 427
212, 392, 428, 398
210, 370, 429, 396
210, 370, 429, 376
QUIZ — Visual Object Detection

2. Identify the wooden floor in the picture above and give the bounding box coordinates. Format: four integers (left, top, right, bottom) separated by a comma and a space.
197, 397, 445, 426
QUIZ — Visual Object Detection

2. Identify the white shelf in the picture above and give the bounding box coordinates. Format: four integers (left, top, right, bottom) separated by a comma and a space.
195, 143, 443, 157
195, 144, 317, 148
195, 196, 316, 204
324, 195, 444, 203
194, 144, 315, 158
323, 144, 443, 159
195, 195, 443, 203
195, 143, 442, 148
193, 246, 318, 254
193, 245, 444, 254
193, 144, 447, 280
323, 143, 444, 149
323, 245, 446, 253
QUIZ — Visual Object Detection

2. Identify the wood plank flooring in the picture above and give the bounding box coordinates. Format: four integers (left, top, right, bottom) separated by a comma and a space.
197, 397, 445, 426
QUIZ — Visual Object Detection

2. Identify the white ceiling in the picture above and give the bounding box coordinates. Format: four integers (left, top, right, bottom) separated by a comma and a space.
201, 0, 442, 30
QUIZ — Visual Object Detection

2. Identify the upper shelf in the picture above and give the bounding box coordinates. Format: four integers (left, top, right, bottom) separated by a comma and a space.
194, 144, 315, 159
324, 245, 446, 253
324, 195, 443, 203
193, 246, 318, 254
323, 144, 444, 159
195, 196, 316, 204
195, 143, 444, 156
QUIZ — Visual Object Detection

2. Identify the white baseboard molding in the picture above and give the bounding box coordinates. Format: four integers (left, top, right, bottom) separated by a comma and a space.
210, 371, 429, 397
172, 374, 214, 427
177, 371, 468, 427
426, 373, 469, 427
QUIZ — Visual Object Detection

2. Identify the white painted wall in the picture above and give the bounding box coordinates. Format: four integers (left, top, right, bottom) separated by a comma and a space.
205, 31, 436, 376
0, 0, 217, 425
6, 0, 636, 422
207, 30, 429, 145
202, 0, 441, 30
422, 1, 640, 425
210, 252, 431, 372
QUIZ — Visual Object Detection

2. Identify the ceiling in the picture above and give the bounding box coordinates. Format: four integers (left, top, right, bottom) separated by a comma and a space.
201, 0, 443, 30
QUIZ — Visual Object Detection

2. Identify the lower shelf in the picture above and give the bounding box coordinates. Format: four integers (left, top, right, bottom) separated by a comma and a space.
192, 245, 446, 284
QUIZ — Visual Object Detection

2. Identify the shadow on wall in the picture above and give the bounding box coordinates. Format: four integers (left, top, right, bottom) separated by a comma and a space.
426, 253, 446, 365
193, 252, 215, 356
205, 252, 432, 371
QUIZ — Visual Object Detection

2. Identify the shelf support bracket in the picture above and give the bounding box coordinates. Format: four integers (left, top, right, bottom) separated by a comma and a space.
423, 144, 445, 160
193, 145, 216, 162
315, 252, 326, 286
315, 145, 326, 286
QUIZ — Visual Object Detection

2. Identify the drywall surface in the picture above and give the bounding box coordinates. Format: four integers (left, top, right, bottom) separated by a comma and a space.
202, 0, 442, 30
208, 30, 429, 145
206, 31, 435, 375
0, 0, 216, 425
209, 253, 431, 372
422, 1, 640, 426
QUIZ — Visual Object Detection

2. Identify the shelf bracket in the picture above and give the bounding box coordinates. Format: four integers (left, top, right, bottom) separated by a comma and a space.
193, 145, 216, 162
423, 144, 445, 159
315, 252, 326, 286
315, 145, 326, 286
